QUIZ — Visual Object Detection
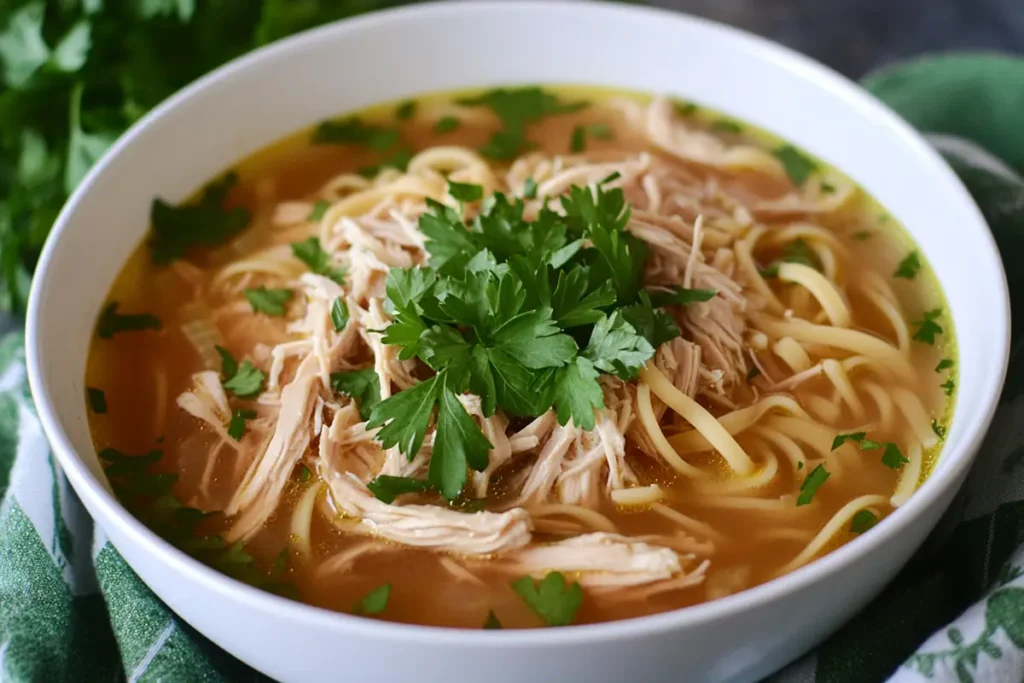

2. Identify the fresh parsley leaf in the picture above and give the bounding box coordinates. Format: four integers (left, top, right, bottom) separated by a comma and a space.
434, 115, 461, 134
522, 177, 538, 199
797, 464, 830, 506
649, 287, 717, 307
244, 287, 292, 316
457, 87, 588, 160
448, 180, 484, 203
551, 270, 616, 328
308, 200, 330, 221
511, 572, 583, 627
331, 368, 381, 421
797, 461, 804, 470
675, 101, 699, 116
366, 475, 432, 504
773, 145, 817, 186
227, 409, 257, 441
912, 308, 943, 345
935, 358, 954, 373
582, 312, 654, 379
297, 464, 311, 482
620, 293, 680, 348
367, 374, 440, 460
711, 119, 742, 134
860, 439, 883, 451
894, 251, 921, 279
941, 378, 956, 396
87, 387, 107, 414
66, 83, 117, 194
570, 124, 586, 153
851, 510, 878, 534
483, 610, 503, 629
831, 432, 866, 450
932, 420, 947, 439
216, 345, 238, 378
552, 357, 604, 430
0, 3, 51, 88
492, 308, 577, 370
353, 584, 391, 615
395, 99, 417, 120
881, 443, 909, 469
149, 172, 251, 264
313, 117, 390, 145
291, 237, 345, 284
217, 349, 264, 398
430, 380, 494, 500
331, 297, 349, 331
96, 302, 162, 339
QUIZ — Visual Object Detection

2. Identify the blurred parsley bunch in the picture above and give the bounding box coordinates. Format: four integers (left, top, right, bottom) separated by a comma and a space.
0, 0, 418, 314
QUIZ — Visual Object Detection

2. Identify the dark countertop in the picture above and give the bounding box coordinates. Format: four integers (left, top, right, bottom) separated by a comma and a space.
654, 0, 1022, 77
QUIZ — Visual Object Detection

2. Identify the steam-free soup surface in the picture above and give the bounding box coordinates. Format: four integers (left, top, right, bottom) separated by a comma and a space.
86, 87, 955, 628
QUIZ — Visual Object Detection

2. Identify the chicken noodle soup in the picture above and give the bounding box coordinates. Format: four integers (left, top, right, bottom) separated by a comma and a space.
86, 87, 955, 628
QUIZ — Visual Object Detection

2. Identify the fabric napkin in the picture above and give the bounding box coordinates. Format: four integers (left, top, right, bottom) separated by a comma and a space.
3, 53, 1024, 683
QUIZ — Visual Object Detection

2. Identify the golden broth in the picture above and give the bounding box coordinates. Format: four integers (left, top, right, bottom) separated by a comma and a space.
86, 86, 955, 628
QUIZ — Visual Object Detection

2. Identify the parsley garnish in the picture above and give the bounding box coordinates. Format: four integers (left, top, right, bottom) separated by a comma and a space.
366, 475, 432, 504
932, 420, 947, 439
353, 584, 391, 615
831, 432, 867, 450
588, 123, 613, 140
711, 119, 742, 134
216, 346, 264, 398
852, 231, 871, 241
308, 200, 330, 221
395, 99, 417, 120
434, 115, 461, 134
675, 101, 699, 116
881, 443, 909, 469
244, 287, 291, 316
457, 87, 588, 159
291, 237, 345, 284
859, 439, 883, 450
483, 610, 503, 629
570, 125, 586, 153
358, 147, 413, 178
227, 409, 257, 440
297, 464, 312, 482
97, 302, 161, 339
941, 378, 956, 396
313, 117, 391, 146
330, 368, 381, 421
797, 464, 830, 505
331, 297, 349, 332
649, 287, 717, 307
87, 387, 107, 414
820, 181, 836, 194
448, 180, 484, 203
935, 358, 954, 373
797, 461, 804, 470
511, 572, 583, 627
773, 145, 817, 186
149, 172, 251, 264
894, 251, 921, 279
759, 239, 820, 277
851, 510, 878, 534
912, 308, 943, 344
523, 177, 538, 199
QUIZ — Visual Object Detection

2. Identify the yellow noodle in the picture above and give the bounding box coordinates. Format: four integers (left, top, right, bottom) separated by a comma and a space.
668, 394, 811, 454
290, 481, 323, 557
802, 395, 842, 423
893, 388, 940, 450
774, 337, 812, 373
776, 495, 888, 575
691, 450, 779, 495
636, 383, 710, 478
610, 485, 666, 507
777, 262, 850, 327
822, 359, 865, 420
863, 381, 895, 432
891, 441, 924, 507
752, 427, 807, 471
734, 226, 785, 313
650, 503, 726, 544
860, 272, 911, 353
642, 366, 756, 475
528, 504, 617, 533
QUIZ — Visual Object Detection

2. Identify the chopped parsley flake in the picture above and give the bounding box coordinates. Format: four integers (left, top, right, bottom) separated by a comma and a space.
457, 87, 588, 159
353, 584, 391, 615
297, 464, 312, 482
308, 200, 330, 221
820, 181, 836, 194
932, 420, 947, 439
331, 368, 381, 421
511, 572, 583, 627
483, 610, 503, 629
935, 358, 954, 373
243, 287, 292, 316
448, 181, 484, 203
216, 346, 264, 398
366, 475, 432, 504
912, 308, 944, 345
331, 297, 349, 332
894, 251, 921, 279
860, 439, 883, 451
588, 123, 613, 140
523, 177, 538, 199
87, 387, 107, 414
711, 119, 742, 134
851, 509, 878, 534
395, 99, 417, 120
831, 432, 867, 450
227, 409, 257, 440
291, 237, 345, 284
941, 378, 956, 396
773, 145, 817, 186
881, 443, 910, 469
797, 464, 830, 506
675, 101, 699, 116
852, 231, 872, 241
148, 172, 251, 264
434, 116, 461, 134
97, 302, 161, 339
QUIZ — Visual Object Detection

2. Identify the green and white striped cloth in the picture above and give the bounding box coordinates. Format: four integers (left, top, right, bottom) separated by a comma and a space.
4, 54, 1024, 683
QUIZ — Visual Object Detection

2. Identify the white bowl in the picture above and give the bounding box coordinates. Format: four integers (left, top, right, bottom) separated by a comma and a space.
25, 2, 1010, 682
